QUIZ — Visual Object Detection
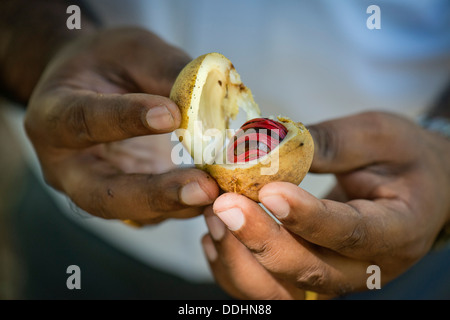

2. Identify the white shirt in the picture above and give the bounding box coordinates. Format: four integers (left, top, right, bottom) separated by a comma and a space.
8, 0, 450, 282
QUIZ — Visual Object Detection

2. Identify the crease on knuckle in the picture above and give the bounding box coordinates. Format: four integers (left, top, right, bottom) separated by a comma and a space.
337, 220, 367, 252
113, 95, 148, 137
144, 178, 180, 218
251, 240, 285, 274
66, 98, 94, 145
334, 202, 368, 252
311, 125, 339, 170
145, 195, 163, 220
295, 265, 327, 291
111, 96, 136, 136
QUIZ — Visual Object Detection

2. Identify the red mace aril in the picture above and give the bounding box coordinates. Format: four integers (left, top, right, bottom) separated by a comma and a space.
227, 118, 288, 163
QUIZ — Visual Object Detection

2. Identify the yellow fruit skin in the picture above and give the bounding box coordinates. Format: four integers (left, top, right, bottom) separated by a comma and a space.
204, 122, 314, 202
170, 53, 233, 131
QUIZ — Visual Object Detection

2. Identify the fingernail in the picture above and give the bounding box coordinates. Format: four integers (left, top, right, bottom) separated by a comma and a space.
216, 208, 244, 231
202, 236, 218, 261
205, 214, 226, 241
180, 181, 211, 205
146, 105, 175, 130
261, 195, 290, 219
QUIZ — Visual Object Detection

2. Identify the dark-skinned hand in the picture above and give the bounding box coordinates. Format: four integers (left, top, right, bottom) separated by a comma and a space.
25, 27, 219, 225
203, 111, 450, 299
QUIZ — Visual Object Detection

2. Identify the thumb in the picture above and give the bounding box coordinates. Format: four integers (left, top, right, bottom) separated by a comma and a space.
307, 111, 403, 173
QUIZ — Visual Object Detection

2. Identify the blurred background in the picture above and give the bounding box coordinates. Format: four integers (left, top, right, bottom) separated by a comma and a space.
1, 0, 449, 299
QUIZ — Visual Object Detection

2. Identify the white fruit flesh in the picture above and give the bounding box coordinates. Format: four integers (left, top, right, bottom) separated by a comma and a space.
180, 53, 261, 164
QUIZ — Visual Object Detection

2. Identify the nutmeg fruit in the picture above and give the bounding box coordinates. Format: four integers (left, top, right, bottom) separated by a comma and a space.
170, 52, 313, 201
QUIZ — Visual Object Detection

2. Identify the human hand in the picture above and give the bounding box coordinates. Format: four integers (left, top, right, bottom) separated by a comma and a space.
202, 111, 450, 299
25, 27, 219, 225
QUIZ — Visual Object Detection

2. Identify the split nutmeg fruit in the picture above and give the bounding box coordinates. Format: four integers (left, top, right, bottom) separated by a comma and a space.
170, 52, 314, 201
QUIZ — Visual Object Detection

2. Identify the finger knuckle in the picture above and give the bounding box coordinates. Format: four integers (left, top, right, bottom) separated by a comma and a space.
111, 96, 139, 134
309, 124, 339, 168
337, 221, 368, 251
65, 97, 94, 146
295, 265, 327, 290
251, 240, 283, 271
145, 182, 178, 213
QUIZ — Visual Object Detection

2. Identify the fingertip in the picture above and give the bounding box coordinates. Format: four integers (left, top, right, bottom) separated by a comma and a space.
197, 172, 220, 201
259, 182, 321, 221
204, 205, 227, 241
212, 192, 247, 213
144, 97, 181, 132
145, 105, 175, 131
162, 97, 182, 125
212, 193, 250, 232
260, 194, 290, 220
259, 181, 295, 198
202, 233, 218, 262
180, 181, 212, 206
259, 183, 293, 220
260, 181, 316, 204
179, 175, 219, 207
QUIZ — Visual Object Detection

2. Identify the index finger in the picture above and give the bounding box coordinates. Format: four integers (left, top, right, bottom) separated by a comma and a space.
308, 111, 416, 173
26, 90, 181, 148
57, 154, 219, 222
